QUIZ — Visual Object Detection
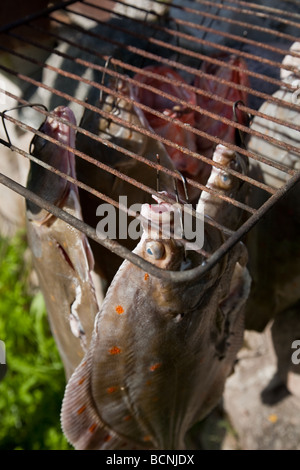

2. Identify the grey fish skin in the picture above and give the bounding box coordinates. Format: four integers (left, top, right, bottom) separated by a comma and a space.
61, 181, 250, 450
197, 144, 249, 232
26, 106, 101, 379
75, 78, 177, 286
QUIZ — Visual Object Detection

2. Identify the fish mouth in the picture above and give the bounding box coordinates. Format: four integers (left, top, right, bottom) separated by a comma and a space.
45, 106, 76, 149
140, 193, 180, 239
141, 192, 175, 225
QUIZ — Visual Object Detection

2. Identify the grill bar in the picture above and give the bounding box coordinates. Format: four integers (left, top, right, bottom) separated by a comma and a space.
2, 28, 300, 164
0, 89, 255, 220
198, 0, 300, 23
0, 52, 290, 196
87, 0, 300, 60
18, 23, 300, 135
1, 161, 300, 282
65, 6, 300, 87
48, 13, 300, 112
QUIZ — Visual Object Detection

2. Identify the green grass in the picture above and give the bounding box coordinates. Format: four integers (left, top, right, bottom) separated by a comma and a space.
0, 231, 71, 450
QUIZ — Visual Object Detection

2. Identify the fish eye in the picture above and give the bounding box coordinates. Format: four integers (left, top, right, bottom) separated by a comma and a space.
145, 241, 165, 260
217, 172, 233, 189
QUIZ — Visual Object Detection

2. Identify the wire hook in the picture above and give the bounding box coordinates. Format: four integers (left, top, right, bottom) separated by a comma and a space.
1, 103, 48, 150
233, 100, 252, 150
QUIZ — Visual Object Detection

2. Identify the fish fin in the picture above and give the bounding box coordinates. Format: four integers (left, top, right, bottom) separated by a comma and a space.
61, 354, 136, 450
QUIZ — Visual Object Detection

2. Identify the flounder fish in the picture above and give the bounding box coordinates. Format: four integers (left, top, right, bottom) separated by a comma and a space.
26, 106, 101, 379
61, 144, 251, 449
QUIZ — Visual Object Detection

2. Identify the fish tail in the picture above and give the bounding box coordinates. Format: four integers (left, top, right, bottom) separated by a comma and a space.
61, 354, 129, 450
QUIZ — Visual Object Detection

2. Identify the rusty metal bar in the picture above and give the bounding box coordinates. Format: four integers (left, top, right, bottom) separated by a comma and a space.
20, 23, 300, 137
3, 32, 299, 169
1, 164, 300, 282
0, 48, 296, 196
66, 6, 300, 83
0, 46, 291, 194
197, 0, 300, 23
85, 0, 300, 61
0, 89, 256, 222
48, 13, 300, 111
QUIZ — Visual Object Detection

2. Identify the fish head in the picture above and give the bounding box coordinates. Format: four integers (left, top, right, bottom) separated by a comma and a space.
98, 77, 148, 156
27, 105, 77, 224
197, 144, 248, 231
131, 195, 221, 318
26, 106, 100, 378
132, 65, 202, 177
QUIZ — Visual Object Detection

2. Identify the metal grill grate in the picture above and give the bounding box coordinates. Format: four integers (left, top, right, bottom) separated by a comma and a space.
0, 0, 299, 281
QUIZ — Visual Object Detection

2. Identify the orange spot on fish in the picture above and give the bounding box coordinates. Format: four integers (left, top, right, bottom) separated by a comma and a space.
78, 377, 86, 385
123, 415, 132, 421
109, 346, 121, 355
144, 273, 149, 281
115, 305, 124, 314
107, 386, 117, 394
150, 362, 162, 372
104, 434, 112, 442
88, 423, 97, 433
77, 405, 86, 415
143, 435, 152, 442
81, 361, 87, 367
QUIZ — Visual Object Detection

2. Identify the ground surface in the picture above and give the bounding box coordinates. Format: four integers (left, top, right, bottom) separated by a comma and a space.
195, 325, 300, 450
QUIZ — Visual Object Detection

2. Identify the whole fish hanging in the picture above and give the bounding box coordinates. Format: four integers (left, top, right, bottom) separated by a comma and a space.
61, 143, 251, 450
26, 106, 102, 379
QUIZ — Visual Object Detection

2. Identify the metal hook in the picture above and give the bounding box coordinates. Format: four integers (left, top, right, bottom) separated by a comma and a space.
233, 100, 252, 150
100, 56, 123, 131
175, 169, 189, 203
172, 172, 187, 260
100, 56, 113, 105
156, 153, 160, 193
1, 103, 48, 150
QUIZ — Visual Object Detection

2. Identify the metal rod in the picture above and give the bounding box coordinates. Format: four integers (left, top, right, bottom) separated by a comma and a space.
85, 0, 300, 60
16, 23, 300, 136
49, 13, 300, 111
0, 55, 286, 196
66, 6, 300, 82
1, 40, 298, 179
1, 166, 299, 282
0, 87, 258, 216
0, 0, 79, 33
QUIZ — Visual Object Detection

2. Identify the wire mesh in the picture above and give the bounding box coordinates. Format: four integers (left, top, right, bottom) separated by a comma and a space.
0, 0, 299, 280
